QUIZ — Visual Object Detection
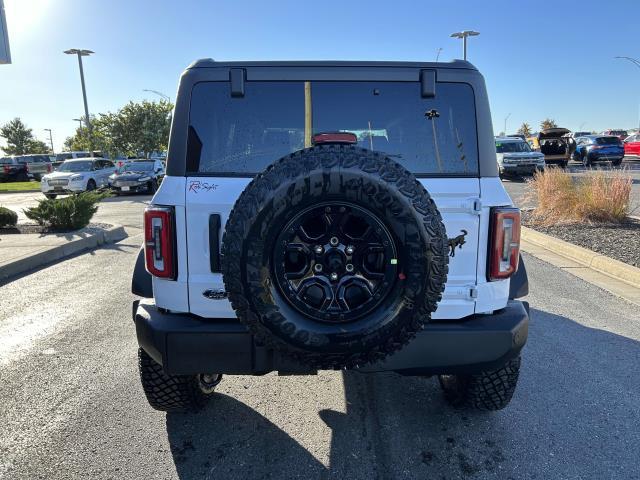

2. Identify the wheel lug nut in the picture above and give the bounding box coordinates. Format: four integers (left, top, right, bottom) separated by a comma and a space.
314, 264, 323, 273
330, 272, 338, 281
314, 245, 323, 254
346, 246, 354, 255
330, 237, 339, 246
345, 264, 354, 273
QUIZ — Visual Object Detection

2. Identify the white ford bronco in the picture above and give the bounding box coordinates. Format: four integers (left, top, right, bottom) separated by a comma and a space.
131, 60, 529, 412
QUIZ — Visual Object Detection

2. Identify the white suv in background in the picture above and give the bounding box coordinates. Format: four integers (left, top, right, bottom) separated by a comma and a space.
495, 137, 545, 177
40, 158, 115, 199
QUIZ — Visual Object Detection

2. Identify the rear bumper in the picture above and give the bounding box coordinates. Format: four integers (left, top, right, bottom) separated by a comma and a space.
134, 300, 529, 376
587, 151, 624, 161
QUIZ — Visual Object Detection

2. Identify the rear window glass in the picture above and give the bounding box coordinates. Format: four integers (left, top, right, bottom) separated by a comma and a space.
189, 81, 478, 176
0, 157, 13, 164
596, 137, 622, 145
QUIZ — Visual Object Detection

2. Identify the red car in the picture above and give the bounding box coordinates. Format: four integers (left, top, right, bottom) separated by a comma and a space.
623, 134, 640, 156
602, 129, 628, 141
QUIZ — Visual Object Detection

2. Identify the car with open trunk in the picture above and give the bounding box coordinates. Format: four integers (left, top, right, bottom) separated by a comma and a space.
527, 128, 571, 167
131, 59, 530, 413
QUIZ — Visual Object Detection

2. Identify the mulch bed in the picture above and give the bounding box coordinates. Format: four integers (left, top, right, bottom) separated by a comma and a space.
0, 223, 111, 235
522, 211, 640, 268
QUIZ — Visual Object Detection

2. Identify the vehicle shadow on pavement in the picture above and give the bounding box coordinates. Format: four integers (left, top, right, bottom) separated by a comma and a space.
164, 307, 640, 480
165, 393, 328, 478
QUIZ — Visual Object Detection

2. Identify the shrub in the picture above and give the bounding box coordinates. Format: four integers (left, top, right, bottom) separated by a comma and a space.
0, 206, 18, 228
24, 192, 110, 230
527, 168, 632, 225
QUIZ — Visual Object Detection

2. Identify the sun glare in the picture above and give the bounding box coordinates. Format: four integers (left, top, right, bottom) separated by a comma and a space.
4, 0, 51, 37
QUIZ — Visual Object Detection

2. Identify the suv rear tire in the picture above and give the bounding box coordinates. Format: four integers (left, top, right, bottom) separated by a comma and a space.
138, 349, 221, 412
437, 356, 521, 411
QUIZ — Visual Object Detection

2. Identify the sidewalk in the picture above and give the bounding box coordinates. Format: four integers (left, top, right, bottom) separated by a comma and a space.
0, 224, 126, 283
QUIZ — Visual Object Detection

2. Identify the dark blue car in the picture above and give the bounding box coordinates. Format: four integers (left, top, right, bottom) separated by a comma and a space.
573, 135, 624, 166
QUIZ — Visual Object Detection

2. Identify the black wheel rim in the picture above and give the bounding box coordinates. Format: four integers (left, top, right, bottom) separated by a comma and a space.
272, 202, 398, 323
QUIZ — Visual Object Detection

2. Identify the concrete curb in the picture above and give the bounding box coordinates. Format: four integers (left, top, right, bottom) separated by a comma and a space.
0, 189, 40, 194
0, 224, 127, 282
521, 226, 640, 288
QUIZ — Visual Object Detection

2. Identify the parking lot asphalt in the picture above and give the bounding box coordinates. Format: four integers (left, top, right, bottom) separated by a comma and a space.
1, 196, 639, 479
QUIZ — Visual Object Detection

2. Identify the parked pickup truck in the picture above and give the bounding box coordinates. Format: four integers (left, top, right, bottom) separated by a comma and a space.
15, 154, 53, 181
1, 156, 29, 182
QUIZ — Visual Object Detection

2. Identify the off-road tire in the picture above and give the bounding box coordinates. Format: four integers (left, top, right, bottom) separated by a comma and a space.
86, 179, 97, 191
138, 349, 218, 412
438, 356, 521, 411
222, 145, 449, 370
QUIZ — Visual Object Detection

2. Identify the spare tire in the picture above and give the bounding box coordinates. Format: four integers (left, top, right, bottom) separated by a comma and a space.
221, 145, 448, 369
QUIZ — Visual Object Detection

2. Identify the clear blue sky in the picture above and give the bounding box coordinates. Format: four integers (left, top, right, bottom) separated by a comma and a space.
1, 0, 639, 153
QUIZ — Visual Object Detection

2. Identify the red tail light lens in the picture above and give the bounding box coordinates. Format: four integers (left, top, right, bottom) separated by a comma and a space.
47, 164, 52, 173
488, 207, 520, 281
144, 206, 176, 279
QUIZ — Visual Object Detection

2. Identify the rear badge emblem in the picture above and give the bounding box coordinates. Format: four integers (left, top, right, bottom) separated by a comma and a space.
202, 288, 228, 300
448, 229, 468, 257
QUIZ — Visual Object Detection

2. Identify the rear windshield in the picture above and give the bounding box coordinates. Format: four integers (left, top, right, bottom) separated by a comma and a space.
596, 137, 622, 145
0, 157, 13, 165
496, 141, 531, 153
189, 81, 478, 176
16, 155, 49, 163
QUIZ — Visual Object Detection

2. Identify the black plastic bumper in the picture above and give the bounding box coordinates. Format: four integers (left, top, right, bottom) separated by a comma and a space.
134, 300, 529, 376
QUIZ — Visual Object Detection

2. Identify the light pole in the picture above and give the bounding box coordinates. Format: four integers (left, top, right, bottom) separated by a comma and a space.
72, 118, 83, 130
504, 113, 512, 135
44, 128, 54, 154
143, 89, 170, 103
450, 30, 480, 61
614, 56, 640, 131
435, 47, 443, 62
64, 49, 93, 131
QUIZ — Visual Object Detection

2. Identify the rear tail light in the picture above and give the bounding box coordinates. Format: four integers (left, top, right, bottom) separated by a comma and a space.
25, 164, 29, 173
144, 206, 176, 279
47, 164, 52, 173
3, 165, 9, 174
488, 207, 520, 281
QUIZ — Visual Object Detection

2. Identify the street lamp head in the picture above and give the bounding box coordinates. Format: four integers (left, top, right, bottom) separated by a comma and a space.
450, 30, 480, 38
64, 49, 94, 56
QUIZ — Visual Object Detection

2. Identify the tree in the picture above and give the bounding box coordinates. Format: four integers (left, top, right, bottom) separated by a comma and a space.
109, 100, 173, 157
62, 100, 173, 157
0, 118, 49, 155
517, 122, 532, 137
540, 118, 558, 130
29, 140, 51, 154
